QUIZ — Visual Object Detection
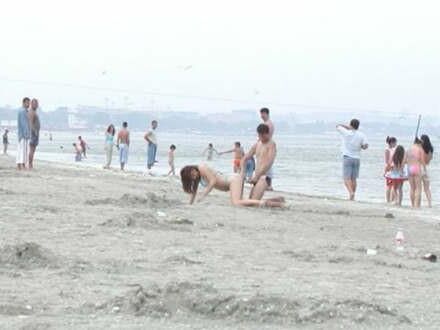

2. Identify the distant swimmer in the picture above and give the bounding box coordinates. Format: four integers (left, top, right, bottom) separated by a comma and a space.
220, 142, 244, 173
78, 136, 88, 158
73, 143, 82, 162
2, 129, 9, 155
28, 98, 41, 170
180, 164, 284, 207
117, 121, 130, 171
49, 132, 53, 141
336, 119, 368, 201
168, 144, 176, 176
242, 124, 277, 200
104, 124, 116, 169
202, 143, 219, 161
16, 97, 31, 170
144, 120, 158, 171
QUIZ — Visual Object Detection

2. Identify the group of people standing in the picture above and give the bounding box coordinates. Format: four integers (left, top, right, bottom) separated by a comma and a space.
384, 135, 434, 208
15, 97, 41, 170
336, 116, 434, 208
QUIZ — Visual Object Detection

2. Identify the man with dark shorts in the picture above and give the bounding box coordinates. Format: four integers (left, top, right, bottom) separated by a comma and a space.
336, 119, 368, 200
242, 124, 277, 200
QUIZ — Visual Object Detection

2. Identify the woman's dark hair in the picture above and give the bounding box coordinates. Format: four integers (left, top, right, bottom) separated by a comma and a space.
257, 124, 269, 135
170, 144, 176, 150
106, 124, 115, 135
386, 136, 397, 146
420, 134, 434, 155
393, 145, 405, 168
180, 166, 200, 194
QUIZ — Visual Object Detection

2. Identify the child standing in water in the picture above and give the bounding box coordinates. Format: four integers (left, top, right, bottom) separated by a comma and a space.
384, 136, 397, 203
385, 145, 407, 206
168, 144, 176, 176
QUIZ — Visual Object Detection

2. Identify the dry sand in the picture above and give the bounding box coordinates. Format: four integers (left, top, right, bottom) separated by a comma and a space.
0, 155, 439, 329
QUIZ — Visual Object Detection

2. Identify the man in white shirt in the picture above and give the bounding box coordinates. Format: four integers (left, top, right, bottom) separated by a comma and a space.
336, 119, 368, 201
144, 120, 158, 170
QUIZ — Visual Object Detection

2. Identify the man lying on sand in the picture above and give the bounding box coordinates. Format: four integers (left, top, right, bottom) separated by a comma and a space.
180, 164, 285, 207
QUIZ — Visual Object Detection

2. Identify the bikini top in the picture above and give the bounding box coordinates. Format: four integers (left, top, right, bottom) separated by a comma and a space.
200, 177, 208, 187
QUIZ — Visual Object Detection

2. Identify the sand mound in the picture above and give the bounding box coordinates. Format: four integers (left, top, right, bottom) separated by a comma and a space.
93, 282, 411, 325
100, 212, 193, 232
0, 242, 57, 269
86, 192, 180, 209
0, 304, 34, 316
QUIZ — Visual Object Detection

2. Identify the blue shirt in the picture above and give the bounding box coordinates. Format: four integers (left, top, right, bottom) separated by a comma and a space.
17, 107, 30, 141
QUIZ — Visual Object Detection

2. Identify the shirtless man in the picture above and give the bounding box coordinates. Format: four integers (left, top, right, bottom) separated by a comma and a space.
117, 122, 130, 170
242, 124, 276, 200
220, 142, 245, 173
260, 108, 274, 189
203, 143, 218, 161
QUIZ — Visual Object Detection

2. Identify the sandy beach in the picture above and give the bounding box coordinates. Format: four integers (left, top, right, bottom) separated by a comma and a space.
1, 155, 439, 329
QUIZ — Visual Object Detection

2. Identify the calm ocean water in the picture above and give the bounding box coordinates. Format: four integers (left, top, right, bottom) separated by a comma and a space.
7, 130, 439, 207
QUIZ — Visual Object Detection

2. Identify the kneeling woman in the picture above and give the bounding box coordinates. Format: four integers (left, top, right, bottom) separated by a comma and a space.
180, 164, 284, 207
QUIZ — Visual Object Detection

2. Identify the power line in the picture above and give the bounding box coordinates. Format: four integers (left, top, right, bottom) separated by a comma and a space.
0, 76, 398, 114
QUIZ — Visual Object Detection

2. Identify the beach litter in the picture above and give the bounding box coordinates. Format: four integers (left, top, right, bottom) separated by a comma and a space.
366, 249, 377, 256
422, 253, 437, 263
395, 229, 405, 252
157, 211, 167, 217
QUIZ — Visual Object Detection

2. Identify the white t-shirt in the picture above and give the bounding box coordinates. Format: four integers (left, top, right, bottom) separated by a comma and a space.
146, 129, 157, 145
337, 126, 368, 159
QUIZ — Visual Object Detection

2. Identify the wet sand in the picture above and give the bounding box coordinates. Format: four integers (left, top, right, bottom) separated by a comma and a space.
0, 155, 439, 329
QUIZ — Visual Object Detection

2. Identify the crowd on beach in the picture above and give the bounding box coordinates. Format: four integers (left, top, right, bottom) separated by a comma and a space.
3, 97, 435, 209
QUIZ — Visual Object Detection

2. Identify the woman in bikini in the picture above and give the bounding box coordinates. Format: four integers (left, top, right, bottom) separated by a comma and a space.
420, 135, 434, 207
407, 138, 425, 208
180, 164, 284, 207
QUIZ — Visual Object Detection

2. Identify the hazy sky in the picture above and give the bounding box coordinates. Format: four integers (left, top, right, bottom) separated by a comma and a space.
1, 0, 439, 115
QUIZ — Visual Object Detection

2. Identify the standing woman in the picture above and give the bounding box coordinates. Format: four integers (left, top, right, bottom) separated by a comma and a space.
420, 134, 434, 207
384, 136, 397, 203
28, 98, 41, 169
103, 124, 116, 169
407, 138, 425, 208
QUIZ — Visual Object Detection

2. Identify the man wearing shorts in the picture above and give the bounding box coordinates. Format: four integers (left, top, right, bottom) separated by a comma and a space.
336, 119, 368, 200
117, 122, 130, 171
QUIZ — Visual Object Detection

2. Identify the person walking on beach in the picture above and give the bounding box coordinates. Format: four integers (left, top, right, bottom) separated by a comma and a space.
242, 124, 277, 200
144, 120, 158, 171
104, 124, 116, 169
16, 97, 31, 170
220, 142, 245, 173
384, 136, 397, 203
117, 122, 130, 171
168, 144, 176, 176
407, 138, 424, 208
78, 136, 87, 158
203, 143, 218, 161
420, 134, 434, 207
2, 129, 9, 155
336, 119, 368, 201
28, 98, 41, 169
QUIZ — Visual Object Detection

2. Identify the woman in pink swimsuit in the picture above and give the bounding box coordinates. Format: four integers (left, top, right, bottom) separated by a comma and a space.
407, 138, 424, 208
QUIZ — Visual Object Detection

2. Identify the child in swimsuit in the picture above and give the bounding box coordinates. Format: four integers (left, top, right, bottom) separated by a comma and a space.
385, 145, 407, 206
384, 136, 397, 203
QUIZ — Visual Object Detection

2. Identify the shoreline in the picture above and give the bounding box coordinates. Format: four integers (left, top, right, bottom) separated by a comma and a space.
1, 155, 440, 328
